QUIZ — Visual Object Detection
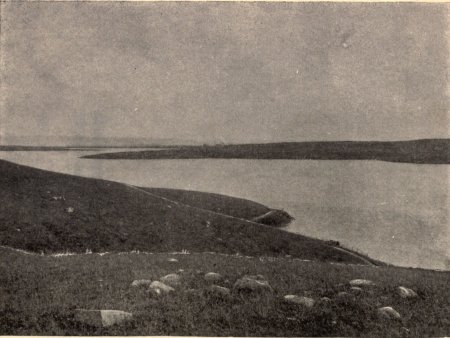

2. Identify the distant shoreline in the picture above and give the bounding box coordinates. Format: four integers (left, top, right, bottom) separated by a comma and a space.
0, 145, 174, 151
80, 139, 450, 164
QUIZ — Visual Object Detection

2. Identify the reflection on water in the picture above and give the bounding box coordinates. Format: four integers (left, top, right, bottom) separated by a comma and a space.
1, 150, 448, 270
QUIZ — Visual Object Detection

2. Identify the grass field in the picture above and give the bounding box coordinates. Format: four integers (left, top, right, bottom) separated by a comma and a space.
82, 139, 450, 164
1, 247, 449, 336
4, 158, 447, 336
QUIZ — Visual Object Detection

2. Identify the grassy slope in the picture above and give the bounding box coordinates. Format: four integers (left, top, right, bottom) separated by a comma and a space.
142, 187, 271, 220
141, 187, 294, 226
1, 247, 449, 336
0, 159, 376, 264
82, 139, 450, 164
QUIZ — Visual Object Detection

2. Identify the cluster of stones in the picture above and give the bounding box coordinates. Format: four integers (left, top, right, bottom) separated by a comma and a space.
204, 272, 231, 297
283, 278, 418, 322
74, 272, 418, 328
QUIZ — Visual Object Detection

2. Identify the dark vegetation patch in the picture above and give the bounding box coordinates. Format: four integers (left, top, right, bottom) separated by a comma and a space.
1, 248, 449, 336
0, 160, 377, 264
82, 139, 450, 164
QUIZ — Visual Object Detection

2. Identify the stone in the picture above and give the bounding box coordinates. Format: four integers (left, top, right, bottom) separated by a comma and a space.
206, 285, 231, 298
148, 281, 175, 295
284, 295, 315, 308
397, 286, 417, 298
100, 310, 133, 327
167, 258, 178, 263
349, 279, 375, 287
204, 272, 223, 283
131, 279, 152, 287
74, 309, 132, 327
66, 207, 75, 213
233, 275, 273, 296
160, 273, 181, 286
350, 286, 363, 293
378, 306, 401, 320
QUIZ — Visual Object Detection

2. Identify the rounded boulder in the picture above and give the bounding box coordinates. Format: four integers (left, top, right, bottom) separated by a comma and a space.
284, 295, 315, 308
131, 279, 152, 287
349, 279, 375, 287
160, 273, 181, 286
378, 306, 401, 320
397, 286, 417, 299
148, 281, 175, 295
233, 275, 273, 296
204, 272, 223, 283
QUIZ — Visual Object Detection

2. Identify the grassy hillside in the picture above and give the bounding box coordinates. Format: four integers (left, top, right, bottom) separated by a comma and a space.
0, 159, 375, 264
142, 187, 294, 226
82, 139, 450, 164
142, 187, 271, 219
1, 247, 449, 336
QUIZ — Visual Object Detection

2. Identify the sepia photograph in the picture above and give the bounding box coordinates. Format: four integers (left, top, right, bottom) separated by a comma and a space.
0, 1, 449, 336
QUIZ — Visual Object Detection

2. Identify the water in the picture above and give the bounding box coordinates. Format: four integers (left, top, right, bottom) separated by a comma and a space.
1, 150, 448, 270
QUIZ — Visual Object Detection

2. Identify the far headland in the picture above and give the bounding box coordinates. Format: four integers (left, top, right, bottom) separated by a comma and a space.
79, 138, 450, 164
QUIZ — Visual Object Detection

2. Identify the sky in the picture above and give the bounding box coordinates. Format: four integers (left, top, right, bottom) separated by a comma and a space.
1, 2, 449, 144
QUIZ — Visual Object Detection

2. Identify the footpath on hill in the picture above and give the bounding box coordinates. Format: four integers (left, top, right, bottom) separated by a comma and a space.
126, 184, 377, 266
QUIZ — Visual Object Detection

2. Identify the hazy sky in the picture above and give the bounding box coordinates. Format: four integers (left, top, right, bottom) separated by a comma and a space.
1, 2, 448, 144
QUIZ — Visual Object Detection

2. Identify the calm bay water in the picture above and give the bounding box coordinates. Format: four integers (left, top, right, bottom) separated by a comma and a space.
1, 150, 448, 270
